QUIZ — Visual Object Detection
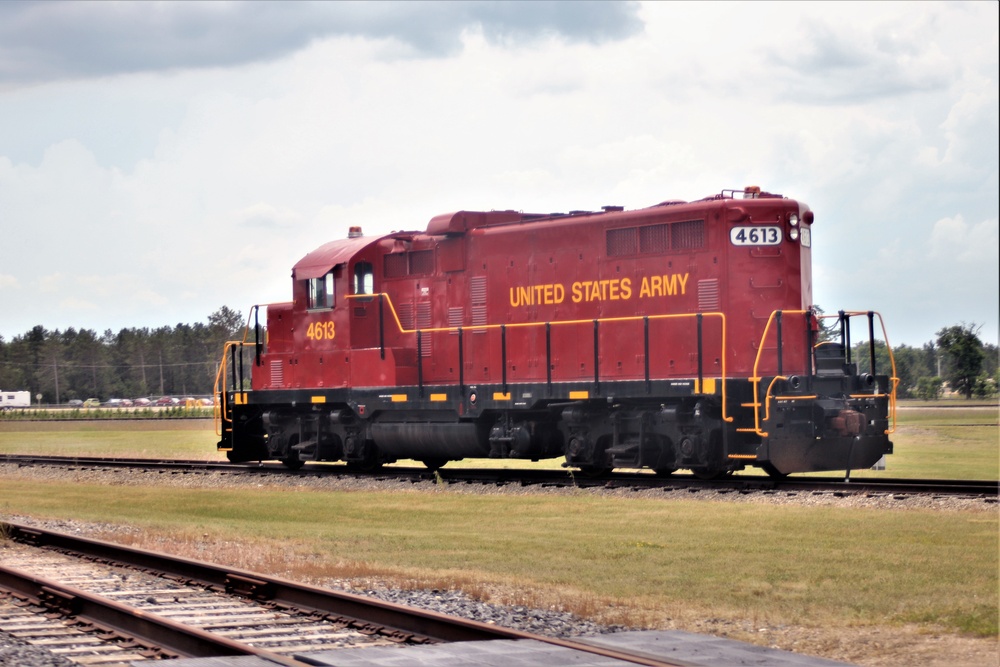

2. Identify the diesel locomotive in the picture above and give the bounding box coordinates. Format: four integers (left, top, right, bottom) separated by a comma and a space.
216, 187, 897, 477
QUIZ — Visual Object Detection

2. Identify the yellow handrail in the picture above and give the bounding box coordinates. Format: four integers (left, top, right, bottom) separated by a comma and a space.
818, 311, 899, 435
213, 308, 264, 438
746, 310, 899, 437
345, 293, 736, 421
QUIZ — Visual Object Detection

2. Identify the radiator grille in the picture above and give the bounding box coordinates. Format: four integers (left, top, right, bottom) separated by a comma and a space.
606, 228, 638, 256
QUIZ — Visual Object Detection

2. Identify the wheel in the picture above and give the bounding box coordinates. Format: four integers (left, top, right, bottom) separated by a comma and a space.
691, 467, 732, 480
281, 436, 305, 470
346, 458, 382, 472
420, 459, 448, 472
281, 455, 304, 470
575, 465, 610, 478
760, 462, 788, 479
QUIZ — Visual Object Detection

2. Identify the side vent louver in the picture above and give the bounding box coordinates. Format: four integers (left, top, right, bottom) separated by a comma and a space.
698, 278, 720, 311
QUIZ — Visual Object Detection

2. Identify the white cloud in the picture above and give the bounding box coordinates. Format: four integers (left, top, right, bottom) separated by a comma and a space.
0, 1, 996, 347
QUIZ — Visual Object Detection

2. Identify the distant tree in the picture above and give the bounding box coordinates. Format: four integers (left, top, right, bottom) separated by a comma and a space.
973, 373, 997, 399
936, 323, 985, 399
916, 376, 944, 400
982, 342, 998, 382
883, 344, 925, 398
208, 306, 245, 340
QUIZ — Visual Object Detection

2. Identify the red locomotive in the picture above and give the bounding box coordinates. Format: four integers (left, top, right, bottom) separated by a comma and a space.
216, 187, 897, 477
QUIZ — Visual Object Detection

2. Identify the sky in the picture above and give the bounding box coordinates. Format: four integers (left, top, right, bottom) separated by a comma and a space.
0, 1, 997, 348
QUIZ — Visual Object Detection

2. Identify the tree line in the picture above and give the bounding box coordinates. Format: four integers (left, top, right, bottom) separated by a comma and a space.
849, 323, 997, 399
1, 308, 996, 404
0, 307, 245, 404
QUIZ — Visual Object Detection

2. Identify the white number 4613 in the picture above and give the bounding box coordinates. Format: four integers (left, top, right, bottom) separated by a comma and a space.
730, 226, 781, 246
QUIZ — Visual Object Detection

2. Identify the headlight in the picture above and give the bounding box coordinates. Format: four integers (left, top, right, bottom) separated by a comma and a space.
789, 228, 800, 241
788, 213, 799, 227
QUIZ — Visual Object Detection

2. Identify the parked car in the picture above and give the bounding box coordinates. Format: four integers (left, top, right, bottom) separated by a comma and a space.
67, 399, 84, 408
83, 398, 100, 408
133, 397, 152, 407
155, 396, 179, 406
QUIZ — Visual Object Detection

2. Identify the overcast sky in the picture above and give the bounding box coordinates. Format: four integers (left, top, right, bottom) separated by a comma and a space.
1, 1, 997, 348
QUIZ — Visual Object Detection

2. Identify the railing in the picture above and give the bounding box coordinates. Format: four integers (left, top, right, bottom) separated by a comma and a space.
213, 307, 263, 438
347, 293, 734, 423
741, 310, 898, 438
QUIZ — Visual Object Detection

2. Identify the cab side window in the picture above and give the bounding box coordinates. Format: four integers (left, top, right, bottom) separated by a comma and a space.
308, 272, 335, 309
354, 261, 374, 295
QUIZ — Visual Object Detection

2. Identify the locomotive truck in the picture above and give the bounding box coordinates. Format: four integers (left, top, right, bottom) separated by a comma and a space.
216, 187, 897, 477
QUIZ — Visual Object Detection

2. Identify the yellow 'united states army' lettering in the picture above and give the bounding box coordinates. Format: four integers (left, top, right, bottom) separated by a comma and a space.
508, 273, 689, 308
509, 283, 566, 307
570, 278, 632, 303
638, 273, 689, 298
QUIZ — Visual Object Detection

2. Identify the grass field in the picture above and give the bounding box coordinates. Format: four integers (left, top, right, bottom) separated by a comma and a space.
0, 402, 996, 646
1, 476, 995, 639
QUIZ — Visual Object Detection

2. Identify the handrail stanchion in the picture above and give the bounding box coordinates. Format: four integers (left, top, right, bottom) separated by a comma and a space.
644, 316, 650, 394
696, 314, 703, 391
416, 330, 424, 398
775, 310, 783, 377
593, 319, 600, 394
457, 327, 464, 399
501, 325, 507, 395
868, 311, 876, 376
545, 323, 552, 395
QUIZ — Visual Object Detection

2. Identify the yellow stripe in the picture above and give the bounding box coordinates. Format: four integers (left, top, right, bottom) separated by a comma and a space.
311, 396, 326, 404
696, 378, 716, 394
430, 393, 447, 402
728, 454, 758, 460
493, 392, 511, 401
391, 394, 408, 402
569, 391, 589, 400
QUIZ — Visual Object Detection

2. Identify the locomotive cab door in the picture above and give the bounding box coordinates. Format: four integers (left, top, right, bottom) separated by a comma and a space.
349, 260, 380, 348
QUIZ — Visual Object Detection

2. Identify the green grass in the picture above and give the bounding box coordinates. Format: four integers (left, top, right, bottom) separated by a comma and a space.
0, 477, 995, 636
0, 420, 218, 460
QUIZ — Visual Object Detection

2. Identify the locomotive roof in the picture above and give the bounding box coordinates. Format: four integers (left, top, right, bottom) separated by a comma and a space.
292, 234, 377, 279
291, 189, 797, 278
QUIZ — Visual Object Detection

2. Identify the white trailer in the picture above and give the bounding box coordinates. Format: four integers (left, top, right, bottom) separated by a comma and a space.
0, 391, 31, 410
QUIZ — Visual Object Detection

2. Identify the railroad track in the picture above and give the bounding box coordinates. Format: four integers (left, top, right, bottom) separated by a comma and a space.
2, 453, 997, 498
0, 521, 692, 666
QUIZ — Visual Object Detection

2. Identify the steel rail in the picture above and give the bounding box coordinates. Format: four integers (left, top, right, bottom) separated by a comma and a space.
2, 521, 688, 667
2, 453, 997, 496
0, 561, 302, 665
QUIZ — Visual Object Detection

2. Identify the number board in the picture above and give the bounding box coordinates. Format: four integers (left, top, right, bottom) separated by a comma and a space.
729, 226, 781, 246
